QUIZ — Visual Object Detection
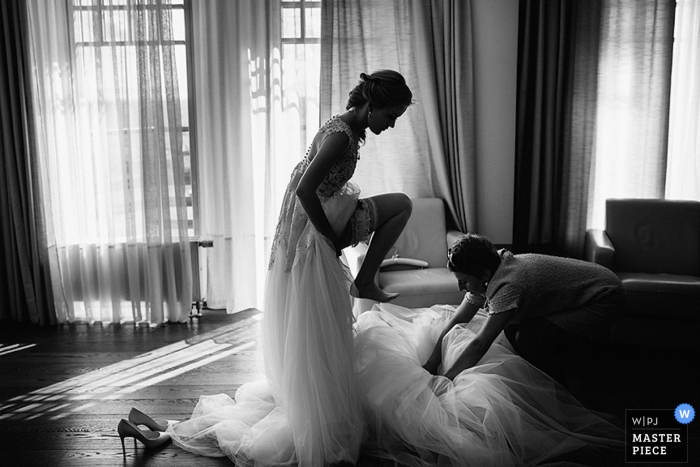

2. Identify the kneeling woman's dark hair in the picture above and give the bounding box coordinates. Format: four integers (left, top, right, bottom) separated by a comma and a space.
447, 233, 501, 276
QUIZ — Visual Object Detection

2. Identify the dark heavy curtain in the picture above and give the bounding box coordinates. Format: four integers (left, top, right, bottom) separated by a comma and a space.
0, 0, 55, 324
513, 0, 602, 256
514, 0, 675, 257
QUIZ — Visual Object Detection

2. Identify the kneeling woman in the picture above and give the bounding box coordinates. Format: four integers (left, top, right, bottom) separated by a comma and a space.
423, 233, 624, 382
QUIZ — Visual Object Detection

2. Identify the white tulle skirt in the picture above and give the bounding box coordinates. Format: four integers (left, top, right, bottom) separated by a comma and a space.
354, 303, 625, 467
167, 185, 364, 466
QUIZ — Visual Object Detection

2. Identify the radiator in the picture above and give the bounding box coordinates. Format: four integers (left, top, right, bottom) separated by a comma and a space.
190, 237, 213, 317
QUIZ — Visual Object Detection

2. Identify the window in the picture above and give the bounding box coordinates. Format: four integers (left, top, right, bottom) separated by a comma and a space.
280, 0, 321, 136
71, 0, 195, 239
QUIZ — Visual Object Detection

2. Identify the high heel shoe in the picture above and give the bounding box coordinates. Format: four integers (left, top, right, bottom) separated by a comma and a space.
128, 407, 177, 432
117, 419, 171, 459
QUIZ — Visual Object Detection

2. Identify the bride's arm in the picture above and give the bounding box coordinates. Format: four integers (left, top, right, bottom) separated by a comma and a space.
296, 133, 349, 255
443, 309, 515, 380
422, 295, 481, 374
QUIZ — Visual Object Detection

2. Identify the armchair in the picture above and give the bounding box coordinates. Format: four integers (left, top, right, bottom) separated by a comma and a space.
344, 198, 465, 312
584, 198, 700, 350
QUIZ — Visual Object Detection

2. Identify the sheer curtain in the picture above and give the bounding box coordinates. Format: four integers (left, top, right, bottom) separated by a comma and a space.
408, 0, 477, 232
666, 0, 700, 201
320, 0, 477, 231
26, 0, 192, 324
587, 0, 675, 229
191, 0, 320, 312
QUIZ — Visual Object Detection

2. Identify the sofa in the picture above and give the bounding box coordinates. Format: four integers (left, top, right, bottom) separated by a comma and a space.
343, 198, 466, 312
584, 198, 700, 350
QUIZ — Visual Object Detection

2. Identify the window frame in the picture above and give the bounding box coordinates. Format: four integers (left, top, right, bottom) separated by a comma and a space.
281, 0, 321, 45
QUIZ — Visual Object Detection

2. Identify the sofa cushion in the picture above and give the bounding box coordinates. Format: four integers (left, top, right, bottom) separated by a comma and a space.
618, 272, 700, 320
606, 199, 700, 276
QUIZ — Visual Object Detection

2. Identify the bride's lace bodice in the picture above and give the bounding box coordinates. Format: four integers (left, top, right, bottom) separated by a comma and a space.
269, 116, 360, 270
313, 116, 359, 196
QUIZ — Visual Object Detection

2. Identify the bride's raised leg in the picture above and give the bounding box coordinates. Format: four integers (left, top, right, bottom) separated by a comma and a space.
351, 193, 412, 302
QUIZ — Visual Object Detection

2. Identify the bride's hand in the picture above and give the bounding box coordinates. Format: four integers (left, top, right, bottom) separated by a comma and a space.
321, 233, 343, 257
333, 226, 352, 257
333, 239, 344, 257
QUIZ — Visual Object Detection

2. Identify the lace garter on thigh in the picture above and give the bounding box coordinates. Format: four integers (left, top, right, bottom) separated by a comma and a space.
350, 198, 377, 245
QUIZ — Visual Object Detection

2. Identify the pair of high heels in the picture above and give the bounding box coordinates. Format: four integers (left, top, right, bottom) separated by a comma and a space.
117, 408, 178, 458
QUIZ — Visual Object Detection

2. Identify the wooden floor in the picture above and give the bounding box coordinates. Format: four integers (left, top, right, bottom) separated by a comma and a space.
0, 308, 263, 467
1, 308, 697, 467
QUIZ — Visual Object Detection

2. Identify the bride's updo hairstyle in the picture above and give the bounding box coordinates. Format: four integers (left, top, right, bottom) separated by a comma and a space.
346, 70, 413, 111
447, 233, 501, 277
346, 70, 413, 142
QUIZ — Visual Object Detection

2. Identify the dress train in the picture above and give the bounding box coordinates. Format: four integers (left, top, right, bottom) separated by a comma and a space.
354, 303, 625, 467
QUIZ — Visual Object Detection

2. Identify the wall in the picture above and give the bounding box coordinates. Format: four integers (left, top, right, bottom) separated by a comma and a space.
472, 0, 518, 244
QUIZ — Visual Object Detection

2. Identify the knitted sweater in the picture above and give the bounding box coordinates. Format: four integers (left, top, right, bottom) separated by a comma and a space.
468, 250, 622, 325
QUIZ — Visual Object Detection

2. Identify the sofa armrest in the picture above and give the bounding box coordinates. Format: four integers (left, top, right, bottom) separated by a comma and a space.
446, 230, 465, 249
585, 229, 615, 270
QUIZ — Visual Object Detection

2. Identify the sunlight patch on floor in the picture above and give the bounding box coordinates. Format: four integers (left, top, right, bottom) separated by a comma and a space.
0, 315, 262, 421
0, 343, 37, 356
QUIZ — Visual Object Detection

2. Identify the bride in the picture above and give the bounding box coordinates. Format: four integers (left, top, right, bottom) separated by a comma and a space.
166, 70, 415, 466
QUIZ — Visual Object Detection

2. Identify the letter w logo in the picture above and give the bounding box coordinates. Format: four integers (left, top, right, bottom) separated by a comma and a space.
679, 410, 691, 419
